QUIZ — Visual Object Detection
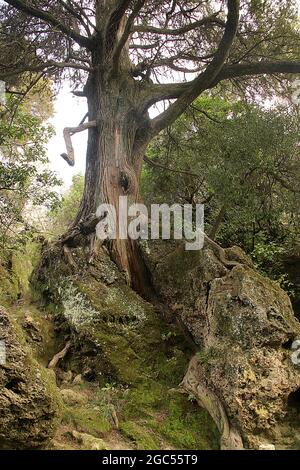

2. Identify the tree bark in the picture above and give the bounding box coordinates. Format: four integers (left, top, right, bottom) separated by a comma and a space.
71, 45, 152, 293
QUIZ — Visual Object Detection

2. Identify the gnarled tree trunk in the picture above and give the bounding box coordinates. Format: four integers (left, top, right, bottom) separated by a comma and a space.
72, 43, 151, 290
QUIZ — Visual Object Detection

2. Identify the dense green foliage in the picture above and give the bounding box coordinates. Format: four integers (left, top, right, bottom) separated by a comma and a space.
0, 92, 61, 249
142, 97, 300, 264
50, 174, 84, 237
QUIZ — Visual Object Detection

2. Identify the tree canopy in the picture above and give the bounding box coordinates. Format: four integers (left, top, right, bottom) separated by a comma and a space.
1, 0, 299, 279
142, 97, 300, 247
0, 0, 299, 134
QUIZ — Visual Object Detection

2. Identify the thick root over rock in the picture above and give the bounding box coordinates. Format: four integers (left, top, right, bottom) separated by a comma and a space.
180, 356, 243, 450
140, 239, 300, 449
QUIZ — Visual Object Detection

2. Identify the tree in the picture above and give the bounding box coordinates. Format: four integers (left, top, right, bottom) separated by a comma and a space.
0, 91, 61, 249
1, 0, 299, 286
50, 174, 84, 237
142, 97, 300, 253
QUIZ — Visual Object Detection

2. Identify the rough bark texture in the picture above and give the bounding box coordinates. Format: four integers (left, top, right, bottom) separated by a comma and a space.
140, 240, 300, 449
71, 61, 151, 290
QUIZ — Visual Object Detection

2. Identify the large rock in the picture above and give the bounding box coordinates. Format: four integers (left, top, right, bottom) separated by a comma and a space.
0, 306, 61, 449
35, 243, 221, 450
60, 388, 88, 406
70, 430, 107, 450
141, 240, 300, 449
280, 247, 300, 318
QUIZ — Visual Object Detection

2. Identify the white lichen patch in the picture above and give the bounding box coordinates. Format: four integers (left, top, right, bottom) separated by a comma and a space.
58, 282, 99, 328
56, 278, 147, 329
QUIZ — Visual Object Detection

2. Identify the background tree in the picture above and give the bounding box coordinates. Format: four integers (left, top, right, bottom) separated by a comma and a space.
0, 89, 61, 250
50, 174, 84, 238
141, 97, 300, 287
1, 0, 299, 286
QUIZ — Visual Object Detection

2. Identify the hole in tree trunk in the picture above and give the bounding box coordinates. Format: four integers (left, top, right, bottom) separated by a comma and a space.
119, 172, 130, 193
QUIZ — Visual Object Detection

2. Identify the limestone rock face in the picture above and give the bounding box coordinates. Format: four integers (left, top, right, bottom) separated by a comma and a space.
36, 243, 221, 450
71, 430, 107, 450
281, 247, 300, 318
141, 241, 300, 449
0, 306, 61, 449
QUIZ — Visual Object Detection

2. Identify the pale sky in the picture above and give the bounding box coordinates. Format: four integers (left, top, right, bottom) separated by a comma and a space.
47, 1, 300, 190
47, 87, 88, 189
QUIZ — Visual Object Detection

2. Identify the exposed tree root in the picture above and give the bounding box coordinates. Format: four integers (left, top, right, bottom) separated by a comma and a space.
63, 245, 77, 269
203, 234, 241, 269
48, 342, 71, 370
59, 214, 102, 248
180, 356, 244, 450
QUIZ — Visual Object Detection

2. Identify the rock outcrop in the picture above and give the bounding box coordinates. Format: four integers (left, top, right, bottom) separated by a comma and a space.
34, 243, 220, 450
3, 235, 299, 450
141, 240, 300, 449
0, 306, 61, 449
280, 247, 300, 318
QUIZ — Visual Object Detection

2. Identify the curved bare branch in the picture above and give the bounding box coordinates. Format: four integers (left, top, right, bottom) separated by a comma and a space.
150, 0, 240, 135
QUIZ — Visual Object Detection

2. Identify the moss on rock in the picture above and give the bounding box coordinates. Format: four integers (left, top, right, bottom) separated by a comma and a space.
33, 243, 220, 450
0, 306, 62, 449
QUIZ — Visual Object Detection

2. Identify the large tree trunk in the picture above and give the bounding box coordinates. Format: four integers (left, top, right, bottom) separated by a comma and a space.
73, 58, 151, 293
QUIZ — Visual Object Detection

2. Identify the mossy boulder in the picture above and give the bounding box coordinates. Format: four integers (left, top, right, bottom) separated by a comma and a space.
0, 306, 62, 449
70, 430, 107, 450
34, 243, 220, 450
141, 240, 300, 449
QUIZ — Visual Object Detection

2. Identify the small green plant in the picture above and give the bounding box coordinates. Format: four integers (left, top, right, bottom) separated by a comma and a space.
161, 331, 177, 341
97, 383, 128, 422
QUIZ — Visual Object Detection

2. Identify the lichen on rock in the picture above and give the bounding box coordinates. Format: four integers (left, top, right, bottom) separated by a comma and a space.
0, 306, 62, 449
34, 243, 220, 450
140, 239, 300, 449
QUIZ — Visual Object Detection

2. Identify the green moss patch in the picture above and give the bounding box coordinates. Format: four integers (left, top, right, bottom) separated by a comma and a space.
34, 245, 221, 450
62, 405, 112, 436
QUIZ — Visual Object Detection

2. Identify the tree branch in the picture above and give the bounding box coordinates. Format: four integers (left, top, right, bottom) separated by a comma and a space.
129, 41, 159, 50
4, 0, 93, 49
57, 0, 91, 37
150, 0, 240, 135
132, 13, 224, 35
111, 0, 145, 74
61, 121, 97, 167
133, 52, 214, 77
143, 155, 199, 178
48, 342, 71, 369
212, 61, 300, 86
1, 60, 92, 80
142, 82, 190, 111
142, 60, 300, 111
105, 0, 132, 49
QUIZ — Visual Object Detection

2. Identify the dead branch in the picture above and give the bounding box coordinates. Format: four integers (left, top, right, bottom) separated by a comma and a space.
48, 341, 71, 369
60, 120, 97, 166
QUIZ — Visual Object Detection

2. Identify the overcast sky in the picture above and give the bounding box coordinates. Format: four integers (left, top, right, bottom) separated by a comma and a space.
47, 1, 300, 190
47, 88, 88, 189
